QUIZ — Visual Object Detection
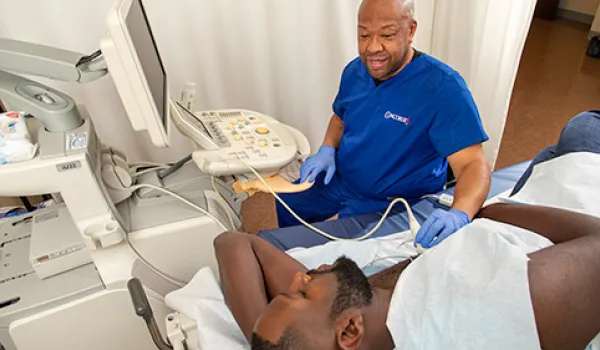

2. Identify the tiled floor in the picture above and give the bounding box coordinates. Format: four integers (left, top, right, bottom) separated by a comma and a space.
496, 18, 600, 169
242, 17, 600, 234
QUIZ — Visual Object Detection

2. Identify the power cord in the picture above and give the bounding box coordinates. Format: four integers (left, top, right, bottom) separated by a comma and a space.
129, 161, 168, 168
106, 156, 428, 286
124, 229, 186, 287
102, 154, 231, 287
158, 154, 193, 179
130, 166, 170, 178
114, 183, 230, 287
130, 183, 229, 231
217, 157, 425, 250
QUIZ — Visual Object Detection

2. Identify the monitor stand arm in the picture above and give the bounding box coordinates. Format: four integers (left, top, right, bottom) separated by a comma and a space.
0, 38, 108, 132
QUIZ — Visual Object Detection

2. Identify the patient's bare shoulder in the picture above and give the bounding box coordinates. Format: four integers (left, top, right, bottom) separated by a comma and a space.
477, 203, 600, 349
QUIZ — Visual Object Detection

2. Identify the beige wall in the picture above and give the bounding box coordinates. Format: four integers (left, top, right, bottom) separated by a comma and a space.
559, 0, 600, 15
592, 4, 600, 36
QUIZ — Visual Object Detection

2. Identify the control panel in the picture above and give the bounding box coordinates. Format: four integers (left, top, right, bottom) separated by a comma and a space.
171, 102, 310, 177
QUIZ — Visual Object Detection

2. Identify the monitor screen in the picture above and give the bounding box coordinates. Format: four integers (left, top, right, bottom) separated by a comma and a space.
126, 0, 167, 130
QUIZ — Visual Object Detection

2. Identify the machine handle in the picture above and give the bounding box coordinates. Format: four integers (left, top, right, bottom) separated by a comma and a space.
127, 278, 173, 350
127, 278, 153, 322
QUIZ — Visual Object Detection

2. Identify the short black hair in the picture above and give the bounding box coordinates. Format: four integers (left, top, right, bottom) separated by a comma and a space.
251, 328, 304, 350
329, 256, 374, 320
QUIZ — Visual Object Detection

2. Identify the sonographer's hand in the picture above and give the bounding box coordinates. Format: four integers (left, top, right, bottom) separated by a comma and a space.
299, 146, 336, 185
415, 209, 470, 248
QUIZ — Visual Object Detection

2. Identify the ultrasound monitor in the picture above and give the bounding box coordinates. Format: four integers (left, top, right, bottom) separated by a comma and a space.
101, 0, 171, 147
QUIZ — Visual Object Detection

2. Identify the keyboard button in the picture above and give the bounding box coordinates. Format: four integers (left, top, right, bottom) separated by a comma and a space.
256, 127, 270, 135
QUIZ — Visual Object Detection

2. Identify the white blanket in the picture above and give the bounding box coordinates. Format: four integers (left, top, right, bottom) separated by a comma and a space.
511, 152, 600, 217
164, 267, 248, 349
387, 218, 552, 349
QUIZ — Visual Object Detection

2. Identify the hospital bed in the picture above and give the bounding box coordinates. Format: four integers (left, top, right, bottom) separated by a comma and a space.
140, 152, 600, 350
258, 161, 531, 251
150, 160, 536, 350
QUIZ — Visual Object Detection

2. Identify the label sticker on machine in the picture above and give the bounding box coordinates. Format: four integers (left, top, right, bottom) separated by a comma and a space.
66, 132, 88, 151
34, 210, 59, 224
32, 243, 86, 266
56, 161, 81, 172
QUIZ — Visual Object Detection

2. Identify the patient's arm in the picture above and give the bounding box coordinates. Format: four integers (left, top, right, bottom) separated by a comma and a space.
477, 203, 600, 244
213, 232, 307, 341
478, 204, 600, 350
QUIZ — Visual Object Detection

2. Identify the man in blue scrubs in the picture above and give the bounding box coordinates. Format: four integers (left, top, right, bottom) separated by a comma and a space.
277, 0, 491, 248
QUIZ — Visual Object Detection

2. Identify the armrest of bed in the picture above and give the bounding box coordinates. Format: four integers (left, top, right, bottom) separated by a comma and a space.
166, 312, 199, 350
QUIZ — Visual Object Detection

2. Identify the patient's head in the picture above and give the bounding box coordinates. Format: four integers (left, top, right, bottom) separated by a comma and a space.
252, 256, 373, 350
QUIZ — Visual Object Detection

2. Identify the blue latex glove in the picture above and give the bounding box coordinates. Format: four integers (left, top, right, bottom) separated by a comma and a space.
299, 146, 336, 185
415, 209, 470, 248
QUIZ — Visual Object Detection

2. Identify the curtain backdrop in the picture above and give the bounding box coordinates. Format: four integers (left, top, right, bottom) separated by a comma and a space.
0, 0, 535, 168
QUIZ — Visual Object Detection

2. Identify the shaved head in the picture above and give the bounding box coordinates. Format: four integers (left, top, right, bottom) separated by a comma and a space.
357, 0, 418, 81
360, 0, 415, 20
403, 0, 415, 18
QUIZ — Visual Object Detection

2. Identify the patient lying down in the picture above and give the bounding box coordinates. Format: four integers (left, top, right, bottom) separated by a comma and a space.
215, 203, 600, 350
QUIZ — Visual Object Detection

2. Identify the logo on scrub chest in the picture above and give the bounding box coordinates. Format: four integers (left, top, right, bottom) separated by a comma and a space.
384, 111, 410, 125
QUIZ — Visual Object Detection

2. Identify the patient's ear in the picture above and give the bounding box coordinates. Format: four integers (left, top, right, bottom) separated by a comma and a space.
335, 310, 365, 350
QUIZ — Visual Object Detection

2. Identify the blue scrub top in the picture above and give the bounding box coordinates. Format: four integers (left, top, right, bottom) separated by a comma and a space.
333, 54, 488, 201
